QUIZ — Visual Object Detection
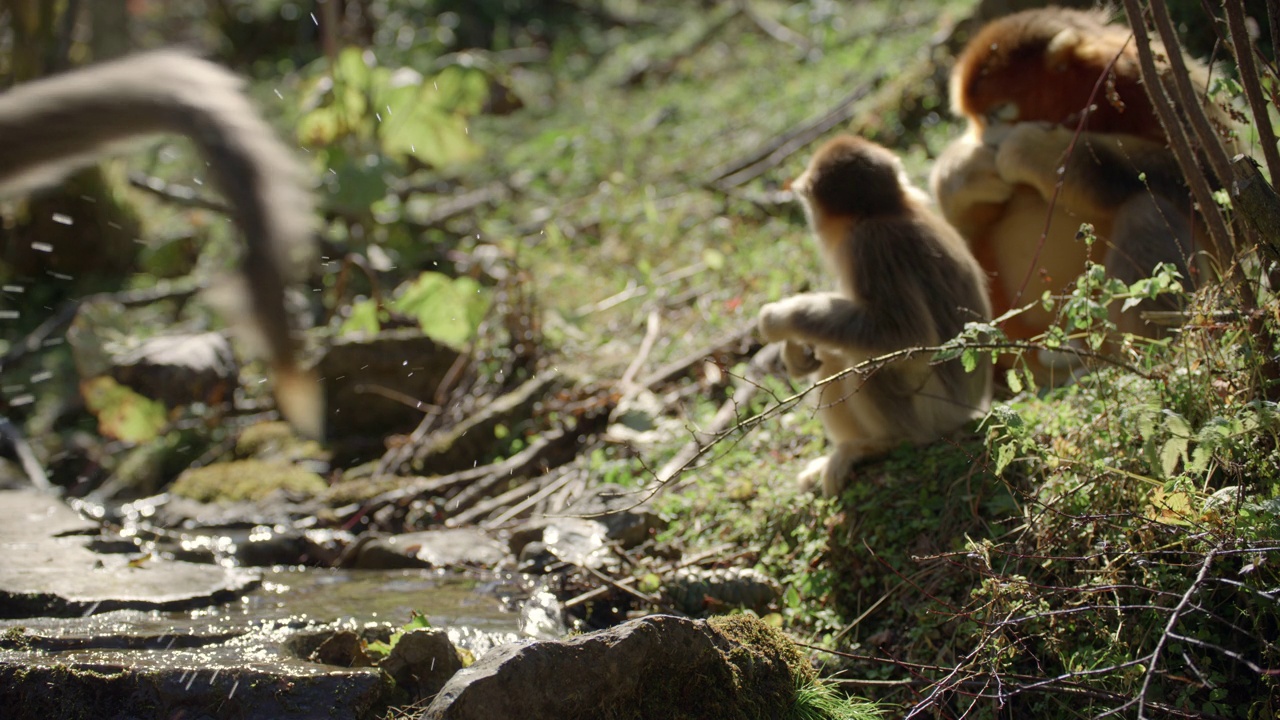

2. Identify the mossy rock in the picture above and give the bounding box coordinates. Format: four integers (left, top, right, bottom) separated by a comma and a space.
170, 459, 327, 503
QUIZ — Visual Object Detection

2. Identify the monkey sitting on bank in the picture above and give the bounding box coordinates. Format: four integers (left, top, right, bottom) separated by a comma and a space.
0, 50, 322, 437
758, 136, 993, 497
930, 7, 1232, 383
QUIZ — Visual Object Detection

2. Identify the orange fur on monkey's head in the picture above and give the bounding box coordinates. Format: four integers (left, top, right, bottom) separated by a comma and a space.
951, 7, 1166, 143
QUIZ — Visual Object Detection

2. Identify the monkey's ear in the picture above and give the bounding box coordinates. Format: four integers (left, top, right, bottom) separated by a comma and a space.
1045, 28, 1081, 72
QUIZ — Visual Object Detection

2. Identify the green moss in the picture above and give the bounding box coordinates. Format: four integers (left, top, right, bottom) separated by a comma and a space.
235, 421, 327, 463
169, 459, 327, 503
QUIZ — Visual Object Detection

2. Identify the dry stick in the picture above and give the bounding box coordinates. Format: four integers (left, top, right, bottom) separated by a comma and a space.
1144, 1, 1235, 185
638, 321, 755, 390
1223, 0, 1280, 183
733, 0, 817, 57
705, 76, 883, 189
563, 542, 741, 609
650, 342, 780, 492
1120, 0, 1235, 263
0, 415, 50, 491
619, 310, 661, 391
483, 468, 578, 528
1134, 549, 1218, 720
447, 473, 547, 528
441, 430, 566, 521
362, 430, 561, 513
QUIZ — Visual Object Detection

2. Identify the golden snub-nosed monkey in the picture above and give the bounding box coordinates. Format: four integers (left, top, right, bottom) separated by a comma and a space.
759, 135, 992, 497
931, 6, 1231, 384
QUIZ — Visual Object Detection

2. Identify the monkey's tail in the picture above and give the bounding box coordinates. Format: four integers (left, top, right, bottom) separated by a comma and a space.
0, 50, 323, 438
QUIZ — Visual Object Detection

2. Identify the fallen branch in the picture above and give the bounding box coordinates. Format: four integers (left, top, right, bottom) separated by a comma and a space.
705, 76, 883, 189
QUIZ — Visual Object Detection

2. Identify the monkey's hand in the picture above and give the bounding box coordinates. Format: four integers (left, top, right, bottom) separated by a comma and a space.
993, 122, 1074, 201
930, 132, 1015, 227
759, 294, 840, 344
758, 298, 800, 344
780, 340, 821, 377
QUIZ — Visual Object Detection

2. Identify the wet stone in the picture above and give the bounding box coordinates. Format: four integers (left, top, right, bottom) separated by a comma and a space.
381, 626, 465, 701
319, 329, 462, 438
424, 614, 810, 720
109, 331, 238, 409
0, 489, 259, 618
347, 528, 509, 570
0, 614, 386, 720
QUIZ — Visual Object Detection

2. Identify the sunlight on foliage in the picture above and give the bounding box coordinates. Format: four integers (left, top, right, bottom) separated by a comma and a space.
80, 376, 167, 443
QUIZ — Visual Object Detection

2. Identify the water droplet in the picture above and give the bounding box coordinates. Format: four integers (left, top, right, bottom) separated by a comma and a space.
51, 213, 73, 225
31, 241, 53, 253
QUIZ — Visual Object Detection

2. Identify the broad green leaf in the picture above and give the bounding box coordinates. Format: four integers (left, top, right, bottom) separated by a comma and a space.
339, 298, 383, 336
391, 271, 490, 346
1160, 437, 1187, 477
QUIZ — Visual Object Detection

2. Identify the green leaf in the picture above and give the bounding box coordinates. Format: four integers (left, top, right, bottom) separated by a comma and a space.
1160, 437, 1187, 477
374, 66, 486, 167
391, 271, 490, 346
961, 349, 977, 373
995, 442, 1016, 475
1005, 369, 1023, 394
81, 376, 168, 443
703, 248, 725, 271
1162, 410, 1192, 438
339, 298, 384, 336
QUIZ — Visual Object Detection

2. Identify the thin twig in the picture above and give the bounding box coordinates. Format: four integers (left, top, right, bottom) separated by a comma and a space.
705, 76, 883, 189
733, 0, 817, 58
619, 310, 661, 391
1132, 548, 1217, 719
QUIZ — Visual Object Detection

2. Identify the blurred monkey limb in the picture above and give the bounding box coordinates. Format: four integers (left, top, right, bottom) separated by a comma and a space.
758, 136, 992, 498
930, 7, 1232, 384
0, 50, 323, 437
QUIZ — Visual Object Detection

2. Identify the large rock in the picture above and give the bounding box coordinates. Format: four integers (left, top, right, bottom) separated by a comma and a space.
0, 490, 258, 618
424, 614, 813, 720
320, 329, 462, 437
0, 614, 386, 720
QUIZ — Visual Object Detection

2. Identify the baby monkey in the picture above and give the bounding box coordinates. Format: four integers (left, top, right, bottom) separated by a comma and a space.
0, 50, 322, 437
759, 136, 992, 497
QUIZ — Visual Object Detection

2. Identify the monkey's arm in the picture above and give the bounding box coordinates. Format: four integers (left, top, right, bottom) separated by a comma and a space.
994, 123, 1186, 219
759, 291, 929, 356
0, 51, 320, 436
930, 131, 1016, 237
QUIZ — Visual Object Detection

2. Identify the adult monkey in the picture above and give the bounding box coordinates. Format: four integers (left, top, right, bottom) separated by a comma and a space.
0, 50, 322, 437
930, 7, 1232, 383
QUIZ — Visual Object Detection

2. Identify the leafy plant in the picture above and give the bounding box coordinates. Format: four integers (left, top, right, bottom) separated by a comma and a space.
366, 611, 432, 659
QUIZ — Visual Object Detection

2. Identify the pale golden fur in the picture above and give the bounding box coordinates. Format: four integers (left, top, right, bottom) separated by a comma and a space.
759, 136, 992, 497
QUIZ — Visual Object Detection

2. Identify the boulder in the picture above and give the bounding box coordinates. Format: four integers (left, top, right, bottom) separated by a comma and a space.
424, 614, 813, 720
